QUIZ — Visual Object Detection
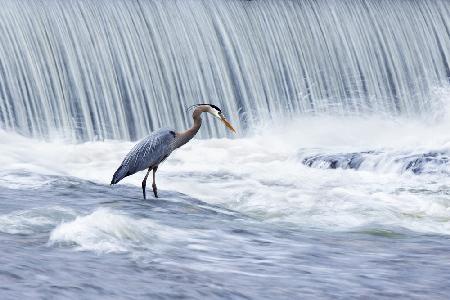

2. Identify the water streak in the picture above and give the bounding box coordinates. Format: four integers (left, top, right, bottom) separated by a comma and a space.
0, 0, 449, 141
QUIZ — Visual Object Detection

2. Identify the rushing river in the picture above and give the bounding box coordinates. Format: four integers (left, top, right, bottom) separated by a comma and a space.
1, 110, 449, 298
1, 0, 450, 299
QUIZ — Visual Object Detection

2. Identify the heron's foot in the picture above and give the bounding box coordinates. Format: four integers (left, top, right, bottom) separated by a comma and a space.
152, 183, 158, 198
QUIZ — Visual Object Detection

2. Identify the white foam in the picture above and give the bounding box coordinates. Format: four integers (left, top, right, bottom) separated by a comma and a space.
2, 88, 450, 235
0, 207, 76, 235
0, 129, 134, 187
49, 208, 199, 253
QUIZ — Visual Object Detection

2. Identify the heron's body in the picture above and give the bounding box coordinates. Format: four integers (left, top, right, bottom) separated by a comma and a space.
110, 128, 176, 185
110, 104, 234, 199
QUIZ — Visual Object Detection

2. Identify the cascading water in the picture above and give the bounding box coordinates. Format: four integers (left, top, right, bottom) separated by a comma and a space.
1, 1, 450, 298
0, 0, 449, 141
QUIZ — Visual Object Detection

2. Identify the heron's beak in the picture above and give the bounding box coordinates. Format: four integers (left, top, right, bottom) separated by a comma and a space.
220, 116, 236, 133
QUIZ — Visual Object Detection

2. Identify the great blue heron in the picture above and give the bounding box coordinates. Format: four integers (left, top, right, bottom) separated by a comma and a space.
110, 104, 236, 199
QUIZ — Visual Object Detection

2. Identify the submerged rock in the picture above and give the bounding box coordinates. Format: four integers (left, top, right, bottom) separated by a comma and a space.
303, 151, 449, 175
302, 152, 367, 170
401, 152, 449, 175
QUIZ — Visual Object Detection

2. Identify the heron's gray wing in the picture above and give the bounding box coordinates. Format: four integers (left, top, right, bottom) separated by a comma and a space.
111, 128, 175, 184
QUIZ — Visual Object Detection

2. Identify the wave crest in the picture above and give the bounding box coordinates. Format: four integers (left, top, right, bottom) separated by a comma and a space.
49, 208, 192, 253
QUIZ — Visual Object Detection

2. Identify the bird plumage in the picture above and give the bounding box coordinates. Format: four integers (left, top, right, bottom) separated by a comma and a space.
110, 128, 176, 184
110, 104, 235, 199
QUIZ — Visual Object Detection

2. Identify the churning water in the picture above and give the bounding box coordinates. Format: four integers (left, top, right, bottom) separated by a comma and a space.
0, 0, 450, 299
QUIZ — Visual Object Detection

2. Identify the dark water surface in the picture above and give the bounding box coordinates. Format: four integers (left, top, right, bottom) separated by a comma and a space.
1, 175, 449, 299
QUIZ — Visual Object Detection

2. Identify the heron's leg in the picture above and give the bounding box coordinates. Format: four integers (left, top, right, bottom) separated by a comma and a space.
152, 166, 158, 198
142, 167, 152, 200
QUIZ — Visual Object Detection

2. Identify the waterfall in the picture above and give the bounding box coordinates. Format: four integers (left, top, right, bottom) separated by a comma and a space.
0, 0, 449, 141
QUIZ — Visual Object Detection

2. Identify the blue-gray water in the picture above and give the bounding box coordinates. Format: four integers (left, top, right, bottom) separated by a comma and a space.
1, 0, 450, 299
1, 121, 449, 298
1, 174, 450, 299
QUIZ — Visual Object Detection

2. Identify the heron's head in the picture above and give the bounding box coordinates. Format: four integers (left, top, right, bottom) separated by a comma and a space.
188, 104, 236, 133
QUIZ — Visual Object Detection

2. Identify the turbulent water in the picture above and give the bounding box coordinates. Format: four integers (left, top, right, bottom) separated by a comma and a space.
1, 101, 450, 298
1, 0, 450, 299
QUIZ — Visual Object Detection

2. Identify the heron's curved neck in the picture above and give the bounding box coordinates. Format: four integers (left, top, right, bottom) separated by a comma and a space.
173, 107, 207, 149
